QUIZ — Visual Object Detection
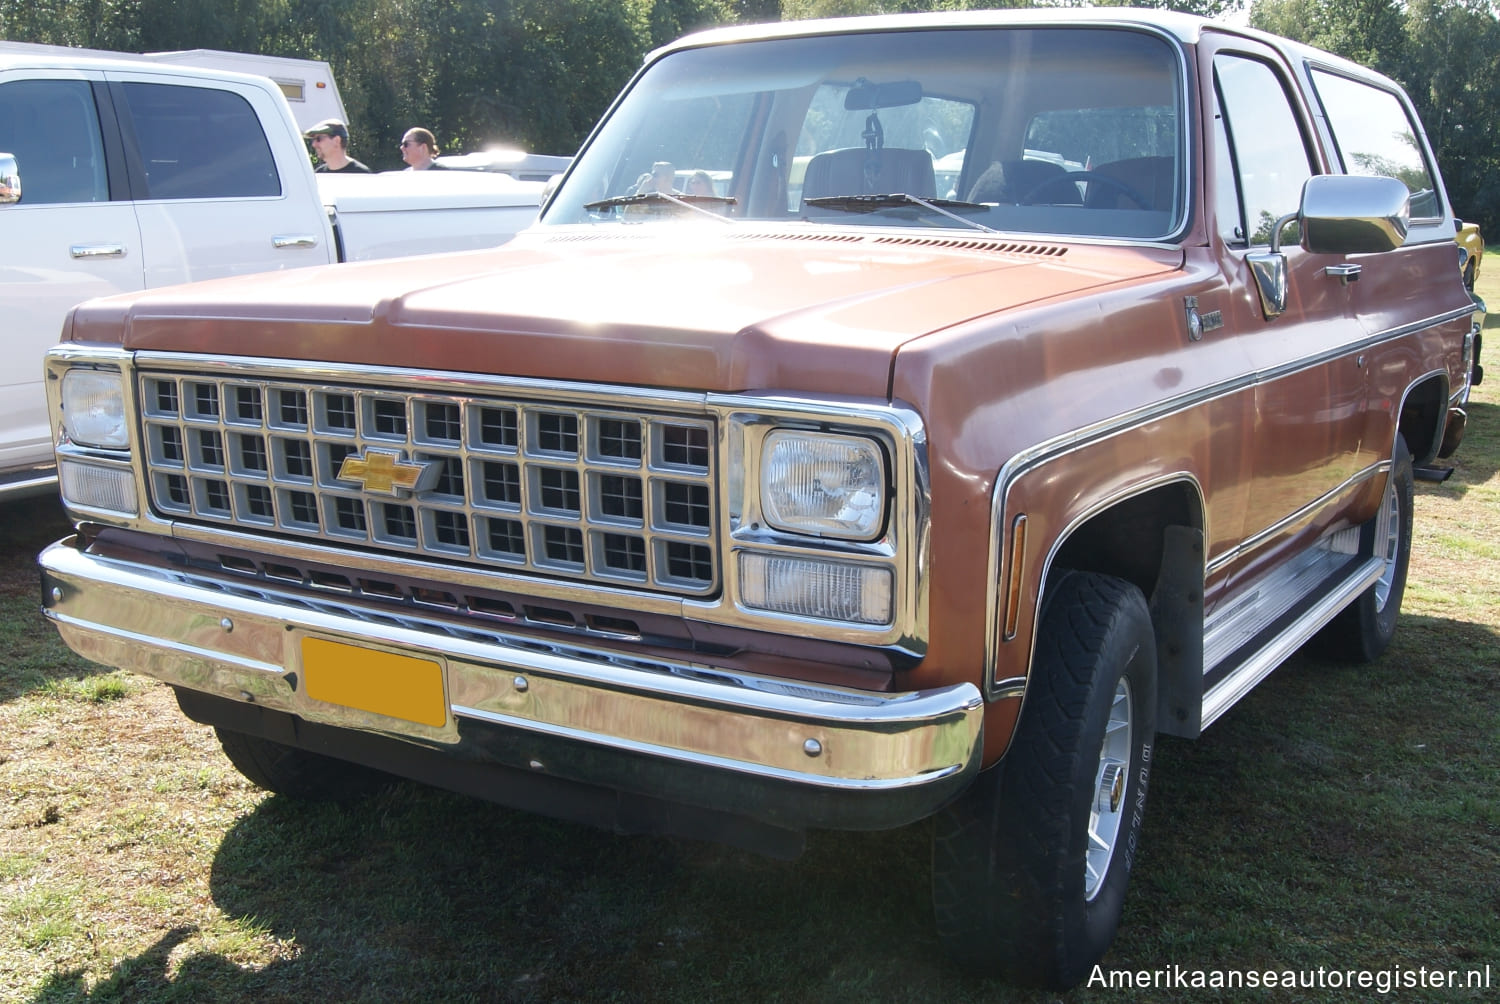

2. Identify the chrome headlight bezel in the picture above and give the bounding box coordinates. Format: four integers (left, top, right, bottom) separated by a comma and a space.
47, 349, 141, 522
716, 397, 928, 653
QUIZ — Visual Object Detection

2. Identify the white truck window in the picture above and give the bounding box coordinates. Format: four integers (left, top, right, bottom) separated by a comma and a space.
119, 82, 280, 199
0, 79, 109, 204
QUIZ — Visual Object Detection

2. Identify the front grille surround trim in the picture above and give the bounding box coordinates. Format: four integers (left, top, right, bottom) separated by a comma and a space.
46, 348, 930, 654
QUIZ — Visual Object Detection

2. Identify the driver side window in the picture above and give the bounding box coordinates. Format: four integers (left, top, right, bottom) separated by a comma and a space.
1213, 54, 1315, 246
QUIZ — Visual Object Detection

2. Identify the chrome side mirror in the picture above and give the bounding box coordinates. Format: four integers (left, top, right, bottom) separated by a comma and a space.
1298, 174, 1409, 255
0, 153, 19, 205
1248, 175, 1411, 319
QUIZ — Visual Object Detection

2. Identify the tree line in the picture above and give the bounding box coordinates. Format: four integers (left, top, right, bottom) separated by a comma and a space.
1, 1, 780, 168
1250, 0, 1500, 236
3, 1, 1496, 233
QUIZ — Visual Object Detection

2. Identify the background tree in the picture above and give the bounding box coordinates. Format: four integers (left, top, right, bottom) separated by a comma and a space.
1251, 0, 1499, 234
1394, 0, 1500, 235
1249, 0, 1405, 68
1089, 0, 1242, 18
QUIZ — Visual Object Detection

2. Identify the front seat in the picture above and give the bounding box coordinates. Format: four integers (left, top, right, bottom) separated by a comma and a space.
1085, 156, 1174, 211
801, 147, 936, 205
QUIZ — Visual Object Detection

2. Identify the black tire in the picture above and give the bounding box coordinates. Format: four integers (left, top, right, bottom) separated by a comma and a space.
215, 727, 389, 801
932, 572, 1157, 989
1315, 436, 1414, 662
1463, 258, 1476, 291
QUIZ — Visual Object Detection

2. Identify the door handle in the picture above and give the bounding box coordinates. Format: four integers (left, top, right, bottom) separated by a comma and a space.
1324, 263, 1362, 285
273, 234, 320, 249
69, 243, 126, 259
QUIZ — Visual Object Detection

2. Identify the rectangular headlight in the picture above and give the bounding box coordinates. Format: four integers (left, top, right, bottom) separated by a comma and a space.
739, 552, 892, 625
60, 369, 128, 449
759, 431, 885, 540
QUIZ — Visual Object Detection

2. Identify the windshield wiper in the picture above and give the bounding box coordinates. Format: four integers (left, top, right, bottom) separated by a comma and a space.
583, 190, 737, 223
804, 193, 997, 233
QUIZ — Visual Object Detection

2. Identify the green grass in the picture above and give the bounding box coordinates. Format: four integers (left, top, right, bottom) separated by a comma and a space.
2, 282, 1498, 1002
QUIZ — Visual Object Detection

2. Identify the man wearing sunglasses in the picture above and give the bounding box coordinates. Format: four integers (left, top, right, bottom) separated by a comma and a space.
305, 119, 371, 174
400, 127, 447, 170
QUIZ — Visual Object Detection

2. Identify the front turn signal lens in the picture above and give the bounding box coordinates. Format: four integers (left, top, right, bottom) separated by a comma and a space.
739, 552, 892, 625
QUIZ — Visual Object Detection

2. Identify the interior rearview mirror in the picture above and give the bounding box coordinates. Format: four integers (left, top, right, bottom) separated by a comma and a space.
844, 79, 923, 111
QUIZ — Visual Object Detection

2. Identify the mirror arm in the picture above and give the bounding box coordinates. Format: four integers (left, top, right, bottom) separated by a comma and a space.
1267, 211, 1299, 255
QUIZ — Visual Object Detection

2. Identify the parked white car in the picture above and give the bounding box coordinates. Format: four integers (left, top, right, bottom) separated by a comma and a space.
0, 49, 541, 495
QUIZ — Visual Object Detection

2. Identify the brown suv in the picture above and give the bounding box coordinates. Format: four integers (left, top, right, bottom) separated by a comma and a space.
39, 10, 1481, 989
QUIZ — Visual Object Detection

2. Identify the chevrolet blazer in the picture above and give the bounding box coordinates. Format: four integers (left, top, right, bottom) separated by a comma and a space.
37, 9, 1481, 987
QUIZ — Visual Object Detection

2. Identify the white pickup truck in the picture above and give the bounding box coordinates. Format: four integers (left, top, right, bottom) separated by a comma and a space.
0, 48, 543, 495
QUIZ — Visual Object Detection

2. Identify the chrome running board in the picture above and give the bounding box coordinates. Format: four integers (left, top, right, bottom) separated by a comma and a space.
1200, 526, 1379, 729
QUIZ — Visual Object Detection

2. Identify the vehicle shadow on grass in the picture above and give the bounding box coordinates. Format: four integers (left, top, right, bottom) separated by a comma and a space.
25, 615, 1498, 1003
28, 786, 1021, 1004
1422, 397, 1500, 496
0, 493, 71, 585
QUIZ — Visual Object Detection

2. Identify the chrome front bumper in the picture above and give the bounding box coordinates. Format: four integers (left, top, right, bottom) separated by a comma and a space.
39, 537, 983, 833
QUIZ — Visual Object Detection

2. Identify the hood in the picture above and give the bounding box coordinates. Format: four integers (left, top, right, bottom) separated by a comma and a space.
71, 226, 1182, 398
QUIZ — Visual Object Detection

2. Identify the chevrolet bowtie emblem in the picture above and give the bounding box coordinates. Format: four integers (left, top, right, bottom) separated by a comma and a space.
337, 449, 437, 496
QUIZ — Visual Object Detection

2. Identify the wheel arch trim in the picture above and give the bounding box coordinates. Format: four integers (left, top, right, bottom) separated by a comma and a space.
985, 466, 1206, 704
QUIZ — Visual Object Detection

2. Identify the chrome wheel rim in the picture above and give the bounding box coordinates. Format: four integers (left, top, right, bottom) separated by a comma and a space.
1372, 473, 1402, 611
1086, 677, 1133, 901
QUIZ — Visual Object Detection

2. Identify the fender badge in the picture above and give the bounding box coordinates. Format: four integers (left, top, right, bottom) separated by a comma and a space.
1184, 297, 1225, 341
338, 448, 437, 496
1184, 296, 1204, 341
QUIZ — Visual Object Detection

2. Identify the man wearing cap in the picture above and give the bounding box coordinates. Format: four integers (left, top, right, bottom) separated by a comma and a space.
305, 119, 371, 174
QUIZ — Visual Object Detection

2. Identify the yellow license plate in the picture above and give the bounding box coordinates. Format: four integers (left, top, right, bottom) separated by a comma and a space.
301, 637, 447, 728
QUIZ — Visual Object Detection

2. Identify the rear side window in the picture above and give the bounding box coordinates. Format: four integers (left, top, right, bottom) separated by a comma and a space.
0, 79, 109, 205
120, 82, 280, 199
1310, 68, 1440, 221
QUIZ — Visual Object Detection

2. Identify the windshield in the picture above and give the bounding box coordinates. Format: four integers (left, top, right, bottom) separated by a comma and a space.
542, 26, 1185, 240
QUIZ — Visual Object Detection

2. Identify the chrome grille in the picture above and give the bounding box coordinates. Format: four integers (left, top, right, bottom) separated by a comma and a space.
137, 372, 718, 596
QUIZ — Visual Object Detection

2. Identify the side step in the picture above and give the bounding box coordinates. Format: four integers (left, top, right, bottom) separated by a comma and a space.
1414, 465, 1453, 482
1200, 528, 1382, 730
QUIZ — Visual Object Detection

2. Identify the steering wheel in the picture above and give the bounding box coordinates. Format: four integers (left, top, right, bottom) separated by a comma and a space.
1018, 171, 1151, 209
